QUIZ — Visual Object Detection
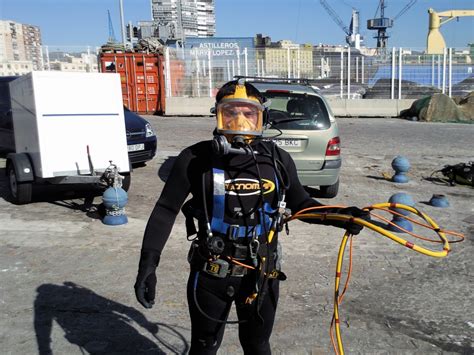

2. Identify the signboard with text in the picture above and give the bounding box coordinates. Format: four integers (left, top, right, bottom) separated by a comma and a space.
184, 37, 255, 62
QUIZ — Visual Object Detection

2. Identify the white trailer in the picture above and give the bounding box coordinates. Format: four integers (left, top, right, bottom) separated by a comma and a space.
6, 71, 131, 204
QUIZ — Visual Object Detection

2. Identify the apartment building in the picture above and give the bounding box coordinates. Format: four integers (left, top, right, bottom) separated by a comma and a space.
195, 0, 215, 37
151, 0, 215, 39
0, 20, 42, 73
47, 53, 98, 72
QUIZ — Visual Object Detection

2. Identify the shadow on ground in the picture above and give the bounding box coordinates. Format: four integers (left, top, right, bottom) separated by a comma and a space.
0, 166, 106, 219
34, 282, 189, 354
158, 156, 177, 183
370, 313, 473, 353
366, 175, 389, 181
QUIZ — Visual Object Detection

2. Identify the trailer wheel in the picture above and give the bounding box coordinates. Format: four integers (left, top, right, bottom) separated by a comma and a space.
121, 173, 131, 192
7, 164, 33, 204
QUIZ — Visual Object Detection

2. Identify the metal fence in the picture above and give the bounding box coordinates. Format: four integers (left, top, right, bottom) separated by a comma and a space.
163, 46, 474, 99
2, 45, 473, 100
0, 45, 101, 76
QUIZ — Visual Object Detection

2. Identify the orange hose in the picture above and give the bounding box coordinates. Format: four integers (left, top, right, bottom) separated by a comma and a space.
289, 203, 465, 354
368, 207, 465, 243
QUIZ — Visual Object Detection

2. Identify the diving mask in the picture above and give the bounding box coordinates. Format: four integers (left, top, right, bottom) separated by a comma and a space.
216, 94, 264, 139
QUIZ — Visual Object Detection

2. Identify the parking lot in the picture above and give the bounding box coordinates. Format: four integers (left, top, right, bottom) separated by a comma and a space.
1, 116, 473, 354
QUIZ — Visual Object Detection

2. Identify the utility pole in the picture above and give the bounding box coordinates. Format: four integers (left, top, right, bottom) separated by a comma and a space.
176, 0, 185, 46
119, 0, 127, 49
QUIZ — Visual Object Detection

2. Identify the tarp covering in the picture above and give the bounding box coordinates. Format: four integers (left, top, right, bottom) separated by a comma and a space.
368, 65, 473, 87
364, 79, 441, 99
400, 92, 474, 123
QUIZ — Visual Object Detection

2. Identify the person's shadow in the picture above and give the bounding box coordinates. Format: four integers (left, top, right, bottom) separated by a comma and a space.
158, 156, 177, 183
34, 282, 189, 354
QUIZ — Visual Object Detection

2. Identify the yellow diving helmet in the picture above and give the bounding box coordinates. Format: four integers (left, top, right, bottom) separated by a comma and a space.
215, 80, 265, 140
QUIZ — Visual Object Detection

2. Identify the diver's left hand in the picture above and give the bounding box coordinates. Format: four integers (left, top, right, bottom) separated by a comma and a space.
334, 207, 371, 235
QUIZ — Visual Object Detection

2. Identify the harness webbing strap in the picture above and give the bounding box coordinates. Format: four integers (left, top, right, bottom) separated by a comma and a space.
210, 168, 273, 239
212, 168, 225, 221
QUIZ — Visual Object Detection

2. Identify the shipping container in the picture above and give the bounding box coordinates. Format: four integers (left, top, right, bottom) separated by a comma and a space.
99, 53, 166, 115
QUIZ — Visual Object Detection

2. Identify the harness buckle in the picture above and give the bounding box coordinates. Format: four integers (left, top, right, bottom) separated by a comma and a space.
232, 243, 248, 260
227, 224, 240, 241
249, 239, 260, 267
203, 259, 229, 278
187, 241, 199, 264
230, 264, 247, 277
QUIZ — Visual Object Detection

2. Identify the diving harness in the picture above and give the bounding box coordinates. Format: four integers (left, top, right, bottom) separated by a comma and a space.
183, 139, 290, 324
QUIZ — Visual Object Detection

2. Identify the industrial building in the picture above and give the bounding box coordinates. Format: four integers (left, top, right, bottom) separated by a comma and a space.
255, 35, 314, 78
46, 53, 98, 73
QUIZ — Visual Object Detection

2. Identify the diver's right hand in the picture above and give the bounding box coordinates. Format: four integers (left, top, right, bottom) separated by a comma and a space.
134, 250, 160, 309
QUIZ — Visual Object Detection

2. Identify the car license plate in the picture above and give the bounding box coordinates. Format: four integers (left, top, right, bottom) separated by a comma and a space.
128, 143, 145, 152
274, 139, 301, 147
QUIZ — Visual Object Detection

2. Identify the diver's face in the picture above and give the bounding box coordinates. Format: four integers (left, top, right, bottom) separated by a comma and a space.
221, 103, 259, 131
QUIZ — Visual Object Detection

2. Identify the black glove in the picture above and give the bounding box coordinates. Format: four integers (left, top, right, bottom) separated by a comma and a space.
326, 206, 371, 235
134, 250, 160, 309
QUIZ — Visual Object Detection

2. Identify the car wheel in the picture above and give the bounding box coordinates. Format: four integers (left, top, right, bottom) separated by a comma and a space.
319, 179, 339, 198
121, 173, 131, 192
8, 164, 32, 204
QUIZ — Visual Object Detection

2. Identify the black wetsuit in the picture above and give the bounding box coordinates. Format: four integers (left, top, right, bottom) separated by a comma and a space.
141, 139, 325, 355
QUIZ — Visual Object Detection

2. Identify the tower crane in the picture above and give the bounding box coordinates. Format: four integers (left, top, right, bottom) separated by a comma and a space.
319, 0, 362, 49
367, 0, 417, 49
107, 10, 117, 44
427, 8, 474, 54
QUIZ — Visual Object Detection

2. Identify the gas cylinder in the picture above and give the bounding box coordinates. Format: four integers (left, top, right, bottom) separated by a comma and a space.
102, 186, 128, 225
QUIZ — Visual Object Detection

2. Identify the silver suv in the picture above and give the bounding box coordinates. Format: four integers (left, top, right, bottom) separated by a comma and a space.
246, 78, 341, 198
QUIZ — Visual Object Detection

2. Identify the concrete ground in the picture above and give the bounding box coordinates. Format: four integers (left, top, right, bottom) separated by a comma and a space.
0, 117, 473, 355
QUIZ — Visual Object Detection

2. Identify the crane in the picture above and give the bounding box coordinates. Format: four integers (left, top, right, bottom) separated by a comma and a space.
367, 0, 417, 49
107, 10, 117, 44
427, 8, 474, 54
319, 0, 362, 49
393, 0, 417, 22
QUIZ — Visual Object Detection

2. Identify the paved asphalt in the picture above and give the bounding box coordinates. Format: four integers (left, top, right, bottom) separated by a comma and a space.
0, 117, 473, 354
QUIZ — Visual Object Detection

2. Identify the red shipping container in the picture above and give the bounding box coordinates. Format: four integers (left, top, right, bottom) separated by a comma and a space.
99, 53, 165, 115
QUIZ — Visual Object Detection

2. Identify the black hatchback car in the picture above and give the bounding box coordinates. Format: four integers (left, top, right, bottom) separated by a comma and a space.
123, 106, 157, 166
0, 76, 157, 166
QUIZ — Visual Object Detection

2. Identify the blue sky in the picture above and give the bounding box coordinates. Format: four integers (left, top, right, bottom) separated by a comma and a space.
0, 0, 472, 49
